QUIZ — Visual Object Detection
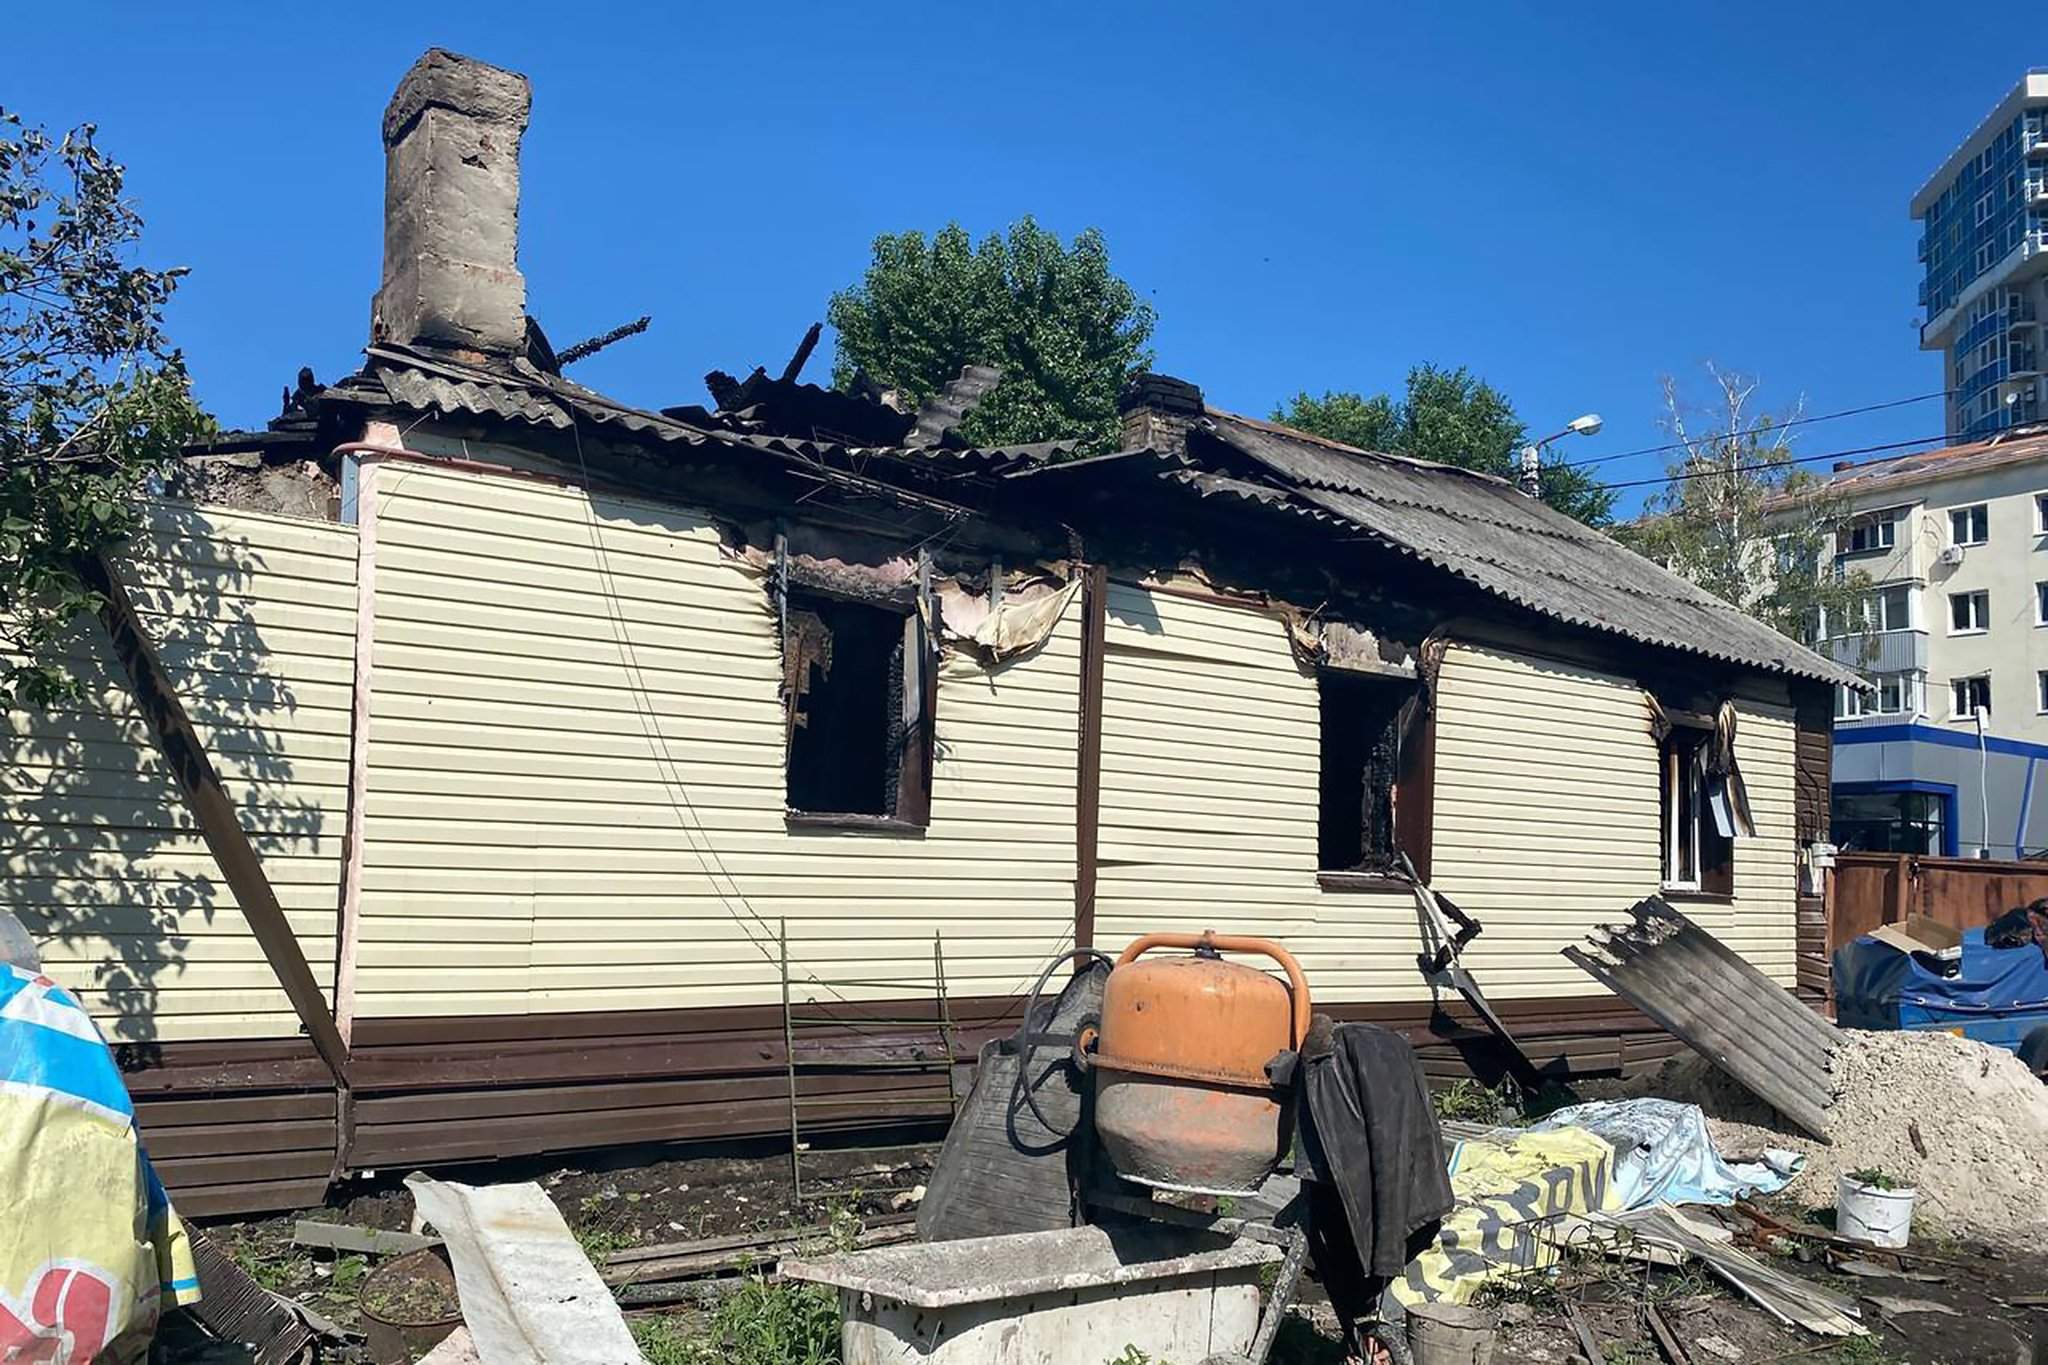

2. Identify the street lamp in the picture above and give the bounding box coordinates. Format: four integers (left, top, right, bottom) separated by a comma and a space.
1518, 413, 1603, 497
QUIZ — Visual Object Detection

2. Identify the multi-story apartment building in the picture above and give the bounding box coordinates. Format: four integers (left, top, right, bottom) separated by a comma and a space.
1809, 432, 2048, 857
1914, 70, 2048, 439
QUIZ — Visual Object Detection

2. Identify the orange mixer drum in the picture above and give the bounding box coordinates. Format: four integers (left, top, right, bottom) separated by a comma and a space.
1091, 930, 1311, 1195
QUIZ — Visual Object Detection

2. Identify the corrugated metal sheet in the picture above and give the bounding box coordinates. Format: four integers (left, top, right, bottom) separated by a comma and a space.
1563, 896, 1837, 1138
0, 502, 355, 1041
1205, 414, 1860, 689
355, 462, 1082, 1017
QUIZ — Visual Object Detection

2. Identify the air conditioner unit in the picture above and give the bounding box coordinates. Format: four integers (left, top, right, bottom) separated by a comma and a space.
1939, 543, 1967, 566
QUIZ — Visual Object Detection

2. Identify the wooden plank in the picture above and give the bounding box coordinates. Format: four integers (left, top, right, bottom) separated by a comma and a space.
293, 1220, 441, 1256
140, 1118, 336, 1160
155, 1148, 336, 1185
83, 552, 350, 1088
136, 1091, 337, 1126
1074, 563, 1107, 950
334, 452, 380, 1047
170, 1176, 333, 1220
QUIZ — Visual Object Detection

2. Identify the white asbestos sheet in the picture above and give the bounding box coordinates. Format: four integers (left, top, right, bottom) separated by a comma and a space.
405, 1174, 641, 1365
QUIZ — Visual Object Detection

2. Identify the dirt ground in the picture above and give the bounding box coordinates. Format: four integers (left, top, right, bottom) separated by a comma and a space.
198, 1134, 935, 1350
193, 1135, 2043, 1365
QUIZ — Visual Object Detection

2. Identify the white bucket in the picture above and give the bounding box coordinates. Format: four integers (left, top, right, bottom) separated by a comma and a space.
1837, 1174, 1916, 1248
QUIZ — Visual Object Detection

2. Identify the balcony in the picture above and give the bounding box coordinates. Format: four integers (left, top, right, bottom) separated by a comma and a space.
2009, 298, 2040, 329
1823, 629, 1929, 675
2013, 349, 2042, 377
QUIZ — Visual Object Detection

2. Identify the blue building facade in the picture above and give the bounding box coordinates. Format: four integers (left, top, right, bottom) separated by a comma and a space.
1915, 73, 2048, 439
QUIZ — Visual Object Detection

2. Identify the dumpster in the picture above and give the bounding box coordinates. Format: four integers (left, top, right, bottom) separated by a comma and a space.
1834, 927, 2048, 1070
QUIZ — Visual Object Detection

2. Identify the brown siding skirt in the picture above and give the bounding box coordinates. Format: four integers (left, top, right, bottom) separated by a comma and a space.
129, 991, 1682, 1217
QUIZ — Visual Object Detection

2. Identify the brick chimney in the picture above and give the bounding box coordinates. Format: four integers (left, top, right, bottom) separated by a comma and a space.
1118, 373, 1203, 454
371, 49, 532, 358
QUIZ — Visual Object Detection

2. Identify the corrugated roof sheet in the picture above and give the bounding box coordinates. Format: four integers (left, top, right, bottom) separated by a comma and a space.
1779, 427, 2048, 506
329, 345, 1854, 686
1200, 413, 1859, 687
1564, 897, 1837, 1139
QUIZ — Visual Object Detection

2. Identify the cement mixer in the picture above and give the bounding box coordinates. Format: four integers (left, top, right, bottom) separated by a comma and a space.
1089, 930, 1312, 1195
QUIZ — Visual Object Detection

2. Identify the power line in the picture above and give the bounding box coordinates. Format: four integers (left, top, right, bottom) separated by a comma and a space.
1589, 431, 1955, 494
1555, 390, 1952, 471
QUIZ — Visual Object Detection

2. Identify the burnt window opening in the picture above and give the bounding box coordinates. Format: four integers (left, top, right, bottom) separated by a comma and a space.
1660, 723, 1733, 895
1318, 670, 1426, 874
784, 591, 934, 825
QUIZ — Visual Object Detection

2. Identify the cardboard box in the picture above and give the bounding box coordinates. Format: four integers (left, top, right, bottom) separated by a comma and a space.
1867, 914, 1964, 960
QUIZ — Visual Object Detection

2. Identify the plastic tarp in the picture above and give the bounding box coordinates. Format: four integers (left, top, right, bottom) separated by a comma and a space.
0, 963, 197, 1365
1384, 1126, 1617, 1308
1834, 927, 2048, 1055
1531, 1099, 1803, 1211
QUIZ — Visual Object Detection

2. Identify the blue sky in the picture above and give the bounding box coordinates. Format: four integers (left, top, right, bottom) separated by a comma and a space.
10, 4, 2027, 513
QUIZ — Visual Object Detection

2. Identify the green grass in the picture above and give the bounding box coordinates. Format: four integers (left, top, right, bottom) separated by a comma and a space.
228, 1238, 294, 1293
630, 1278, 842, 1365
574, 1193, 641, 1264
329, 1254, 367, 1293
1433, 1078, 1516, 1124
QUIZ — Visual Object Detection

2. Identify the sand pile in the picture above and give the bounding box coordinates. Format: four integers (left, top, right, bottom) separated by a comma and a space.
1645, 1028, 2048, 1242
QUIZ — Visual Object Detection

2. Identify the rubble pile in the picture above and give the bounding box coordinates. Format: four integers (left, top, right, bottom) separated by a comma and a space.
1652, 1028, 2048, 1241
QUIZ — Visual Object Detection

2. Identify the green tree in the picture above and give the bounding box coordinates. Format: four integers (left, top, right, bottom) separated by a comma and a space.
827, 217, 1155, 452
1618, 364, 1870, 652
1, 110, 210, 708
1275, 364, 1617, 525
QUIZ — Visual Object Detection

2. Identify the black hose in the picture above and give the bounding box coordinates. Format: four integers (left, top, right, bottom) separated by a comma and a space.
1008, 946, 1114, 1139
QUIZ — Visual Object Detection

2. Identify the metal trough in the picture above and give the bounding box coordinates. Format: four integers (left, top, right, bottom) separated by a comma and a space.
782, 1223, 1281, 1364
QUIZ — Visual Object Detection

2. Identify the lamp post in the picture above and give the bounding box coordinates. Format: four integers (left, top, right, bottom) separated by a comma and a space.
1518, 413, 1603, 498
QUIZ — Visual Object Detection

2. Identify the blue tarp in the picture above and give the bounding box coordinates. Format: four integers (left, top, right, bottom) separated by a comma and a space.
1529, 1099, 1802, 1210
1833, 928, 2048, 1055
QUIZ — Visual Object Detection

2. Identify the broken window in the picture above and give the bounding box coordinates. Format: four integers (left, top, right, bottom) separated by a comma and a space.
783, 590, 934, 825
1318, 671, 1427, 875
1660, 723, 1733, 895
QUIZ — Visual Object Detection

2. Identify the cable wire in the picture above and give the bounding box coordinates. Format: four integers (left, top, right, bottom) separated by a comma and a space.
1554, 390, 1952, 471
1588, 430, 1956, 494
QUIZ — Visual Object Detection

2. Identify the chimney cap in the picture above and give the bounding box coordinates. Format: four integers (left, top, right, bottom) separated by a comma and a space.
383, 48, 531, 145
1118, 372, 1204, 417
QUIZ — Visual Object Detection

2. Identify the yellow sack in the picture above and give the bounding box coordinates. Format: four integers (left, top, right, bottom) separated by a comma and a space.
1387, 1125, 1617, 1307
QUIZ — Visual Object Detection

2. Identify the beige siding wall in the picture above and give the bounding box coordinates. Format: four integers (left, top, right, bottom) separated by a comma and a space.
1092, 586, 1802, 1002
0, 472, 1802, 1042
356, 463, 1079, 1018
1, 503, 355, 1040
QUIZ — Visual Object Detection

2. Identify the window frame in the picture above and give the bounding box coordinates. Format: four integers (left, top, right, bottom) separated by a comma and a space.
1949, 502, 1990, 546
2036, 580, 2048, 626
2033, 492, 2048, 534
2038, 670, 2048, 716
1658, 721, 1733, 898
1315, 667, 1434, 888
1948, 589, 1990, 635
1838, 510, 1898, 558
780, 586, 937, 833
1949, 673, 1992, 721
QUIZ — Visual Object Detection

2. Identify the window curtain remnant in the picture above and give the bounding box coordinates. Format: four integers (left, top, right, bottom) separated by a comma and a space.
1646, 694, 1754, 840
1705, 701, 1756, 840
783, 607, 834, 747
938, 575, 1082, 664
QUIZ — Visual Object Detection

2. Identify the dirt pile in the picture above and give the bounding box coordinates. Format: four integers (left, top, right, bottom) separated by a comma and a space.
1649, 1028, 2048, 1242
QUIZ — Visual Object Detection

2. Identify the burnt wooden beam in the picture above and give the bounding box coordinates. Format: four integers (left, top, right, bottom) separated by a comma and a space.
82, 552, 352, 1088
780, 321, 823, 383
1074, 564, 1109, 951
